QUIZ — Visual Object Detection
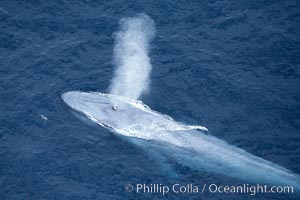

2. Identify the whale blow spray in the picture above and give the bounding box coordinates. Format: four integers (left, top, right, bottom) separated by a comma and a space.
109, 14, 155, 100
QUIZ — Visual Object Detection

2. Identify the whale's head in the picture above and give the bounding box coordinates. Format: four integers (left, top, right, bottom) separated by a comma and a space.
62, 91, 134, 129
61, 91, 171, 137
62, 91, 207, 139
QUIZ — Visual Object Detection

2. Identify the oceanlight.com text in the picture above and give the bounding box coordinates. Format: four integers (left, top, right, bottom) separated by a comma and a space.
124, 183, 294, 196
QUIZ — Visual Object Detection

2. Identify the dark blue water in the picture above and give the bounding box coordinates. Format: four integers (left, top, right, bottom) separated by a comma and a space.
1, 1, 299, 199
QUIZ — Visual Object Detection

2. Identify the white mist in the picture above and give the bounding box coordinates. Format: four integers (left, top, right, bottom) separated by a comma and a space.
109, 13, 155, 100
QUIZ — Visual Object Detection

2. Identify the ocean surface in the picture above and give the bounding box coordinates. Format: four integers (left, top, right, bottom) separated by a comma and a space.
0, 0, 299, 199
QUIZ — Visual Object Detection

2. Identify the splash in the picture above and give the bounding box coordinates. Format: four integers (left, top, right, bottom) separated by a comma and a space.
109, 14, 155, 100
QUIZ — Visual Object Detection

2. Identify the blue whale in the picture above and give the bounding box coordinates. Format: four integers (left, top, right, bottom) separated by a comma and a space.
62, 91, 300, 191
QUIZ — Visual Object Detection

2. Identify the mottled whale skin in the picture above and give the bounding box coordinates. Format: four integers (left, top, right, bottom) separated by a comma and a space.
62, 91, 208, 139
62, 91, 300, 191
